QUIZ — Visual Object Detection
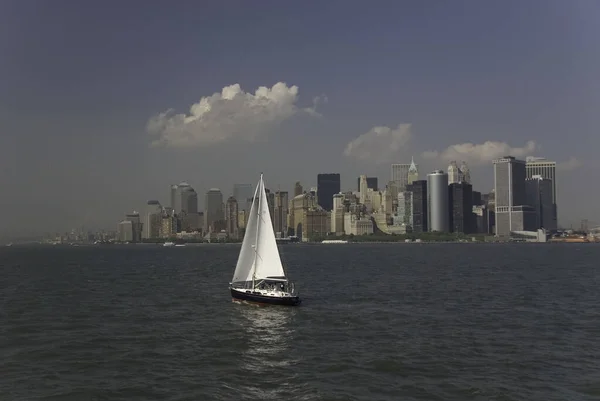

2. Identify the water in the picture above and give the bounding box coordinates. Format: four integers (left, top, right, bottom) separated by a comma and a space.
1, 243, 599, 401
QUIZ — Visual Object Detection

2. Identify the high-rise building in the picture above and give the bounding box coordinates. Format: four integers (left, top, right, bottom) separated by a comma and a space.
525, 175, 556, 230
448, 183, 474, 234
391, 163, 411, 192
233, 184, 253, 212
124, 211, 143, 242
406, 180, 427, 233
460, 161, 471, 184
274, 191, 289, 237
427, 170, 449, 232
525, 157, 557, 225
117, 220, 133, 242
225, 196, 239, 239
317, 173, 341, 211
294, 181, 303, 197
397, 191, 413, 228
407, 157, 419, 185
493, 156, 536, 237
204, 188, 224, 233
331, 193, 345, 235
356, 176, 378, 192
448, 161, 461, 184
144, 200, 162, 239
359, 175, 368, 205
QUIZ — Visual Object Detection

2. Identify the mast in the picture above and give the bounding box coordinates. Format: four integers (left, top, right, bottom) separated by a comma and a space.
251, 173, 263, 289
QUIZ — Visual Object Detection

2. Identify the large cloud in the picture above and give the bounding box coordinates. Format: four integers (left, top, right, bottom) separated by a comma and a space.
422, 140, 538, 165
147, 82, 321, 147
343, 123, 413, 163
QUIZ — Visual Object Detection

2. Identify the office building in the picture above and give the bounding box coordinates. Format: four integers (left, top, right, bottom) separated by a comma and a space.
525, 157, 557, 224
406, 180, 427, 233
525, 175, 556, 230
427, 171, 449, 232
356, 176, 378, 192
317, 173, 341, 211
493, 156, 536, 237
448, 182, 474, 234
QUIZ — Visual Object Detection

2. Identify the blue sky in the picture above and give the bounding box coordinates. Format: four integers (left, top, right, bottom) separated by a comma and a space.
1, 0, 599, 236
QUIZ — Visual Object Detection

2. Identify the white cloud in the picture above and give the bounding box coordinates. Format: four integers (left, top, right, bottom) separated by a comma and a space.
147, 82, 321, 148
343, 123, 413, 163
422, 140, 538, 165
557, 157, 583, 172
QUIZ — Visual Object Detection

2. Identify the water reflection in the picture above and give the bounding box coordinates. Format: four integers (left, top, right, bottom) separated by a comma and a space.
232, 306, 307, 400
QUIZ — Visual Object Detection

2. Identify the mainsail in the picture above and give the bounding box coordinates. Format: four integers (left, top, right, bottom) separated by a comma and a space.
231, 174, 286, 286
253, 175, 286, 281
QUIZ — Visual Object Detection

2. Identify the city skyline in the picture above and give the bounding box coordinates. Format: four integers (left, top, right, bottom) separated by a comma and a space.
2, 1, 599, 238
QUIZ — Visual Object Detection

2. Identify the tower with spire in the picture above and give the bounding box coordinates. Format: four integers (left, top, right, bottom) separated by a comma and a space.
407, 156, 419, 185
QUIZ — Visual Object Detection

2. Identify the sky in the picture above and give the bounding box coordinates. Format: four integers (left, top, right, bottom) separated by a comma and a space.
1, 0, 599, 238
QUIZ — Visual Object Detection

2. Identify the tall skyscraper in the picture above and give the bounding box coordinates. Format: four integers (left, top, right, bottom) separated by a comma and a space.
407, 157, 419, 185
427, 170, 449, 232
525, 157, 557, 225
448, 183, 474, 234
317, 173, 341, 211
204, 188, 224, 233
493, 156, 536, 237
356, 176, 378, 192
391, 163, 411, 192
525, 175, 556, 230
294, 181, 303, 197
274, 191, 289, 237
460, 161, 471, 184
233, 184, 253, 212
124, 211, 143, 243
448, 161, 461, 184
406, 180, 427, 233
359, 174, 368, 205
144, 200, 162, 239
225, 196, 239, 239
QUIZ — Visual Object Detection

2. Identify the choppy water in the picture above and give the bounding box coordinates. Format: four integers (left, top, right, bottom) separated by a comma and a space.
1, 243, 599, 401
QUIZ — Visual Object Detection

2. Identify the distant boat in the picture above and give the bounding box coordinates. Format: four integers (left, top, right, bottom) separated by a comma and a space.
321, 239, 348, 244
175, 243, 186, 247
5, 242, 13, 247
229, 174, 301, 306
163, 241, 175, 247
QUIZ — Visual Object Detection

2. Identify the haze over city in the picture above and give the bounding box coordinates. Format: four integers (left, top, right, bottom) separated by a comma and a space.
1, 0, 599, 239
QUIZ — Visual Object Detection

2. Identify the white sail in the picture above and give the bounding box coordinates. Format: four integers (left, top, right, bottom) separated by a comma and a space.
253, 175, 286, 281
231, 183, 260, 285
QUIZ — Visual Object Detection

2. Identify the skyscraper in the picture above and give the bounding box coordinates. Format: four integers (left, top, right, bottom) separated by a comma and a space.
525, 157, 557, 225
391, 163, 411, 192
356, 176, 378, 192
427, 170, 449, 232
204, 188, 224, 233
233, 184, 253, 212
407, 157, 419, 185
459, 161, 471, 184
493, 156, 536, 237
274, 191, 289, 237
144, 200, 162, 239
406, 180, 427, 233
525, 175, 556, 230
317, 173, 341, 211
225, 196, 239, 239
448, 161, 461, 184
448, 182, 474, 234
124, 211, 143, 243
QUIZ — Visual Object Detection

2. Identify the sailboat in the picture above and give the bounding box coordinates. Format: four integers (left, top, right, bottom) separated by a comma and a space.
229, 174, 301, 306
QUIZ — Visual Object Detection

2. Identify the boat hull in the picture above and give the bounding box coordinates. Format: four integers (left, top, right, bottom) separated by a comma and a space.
231, 288, 301, 306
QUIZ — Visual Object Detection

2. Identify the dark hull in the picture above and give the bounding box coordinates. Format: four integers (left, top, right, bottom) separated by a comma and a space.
231, 288, 301, 306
